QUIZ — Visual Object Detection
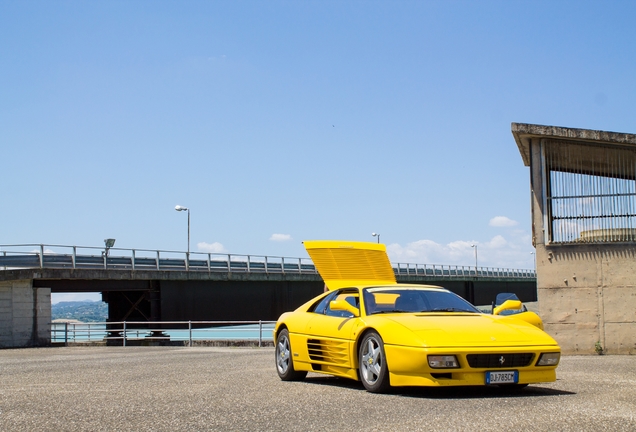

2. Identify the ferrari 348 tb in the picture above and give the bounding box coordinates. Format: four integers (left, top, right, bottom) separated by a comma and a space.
274, 240, 560, 393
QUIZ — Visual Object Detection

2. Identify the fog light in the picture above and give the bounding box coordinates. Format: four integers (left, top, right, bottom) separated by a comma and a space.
428, 355, 459, 368
537, 352, 560, 366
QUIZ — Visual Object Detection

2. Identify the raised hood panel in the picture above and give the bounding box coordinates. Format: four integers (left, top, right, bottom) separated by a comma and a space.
383, 314, 557, 347
303, 240, 396, 290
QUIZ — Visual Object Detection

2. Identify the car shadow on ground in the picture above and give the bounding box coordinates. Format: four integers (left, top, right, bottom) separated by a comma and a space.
302, 375, 575, 399
394, 385, 575, 399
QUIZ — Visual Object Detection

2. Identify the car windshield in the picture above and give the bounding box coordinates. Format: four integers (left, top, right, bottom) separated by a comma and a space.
363, 287, 479, 315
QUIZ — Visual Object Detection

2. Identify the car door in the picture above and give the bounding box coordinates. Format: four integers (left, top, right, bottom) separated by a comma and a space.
306, 288, 362, 369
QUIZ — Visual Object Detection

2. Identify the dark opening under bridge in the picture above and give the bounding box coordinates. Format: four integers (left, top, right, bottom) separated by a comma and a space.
0, 244, 536, 347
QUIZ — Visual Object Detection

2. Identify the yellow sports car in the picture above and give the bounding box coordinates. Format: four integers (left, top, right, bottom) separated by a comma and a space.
274, 240, 560, 393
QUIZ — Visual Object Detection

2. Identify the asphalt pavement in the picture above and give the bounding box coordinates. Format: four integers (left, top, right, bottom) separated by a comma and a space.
0, 347, 634, 431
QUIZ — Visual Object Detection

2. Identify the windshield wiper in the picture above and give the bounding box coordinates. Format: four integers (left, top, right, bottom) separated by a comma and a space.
429, 308, 477, 313
370, 310, 404, 315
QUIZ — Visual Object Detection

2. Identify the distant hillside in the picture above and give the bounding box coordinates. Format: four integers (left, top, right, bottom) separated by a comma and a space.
52, 301, 108, 322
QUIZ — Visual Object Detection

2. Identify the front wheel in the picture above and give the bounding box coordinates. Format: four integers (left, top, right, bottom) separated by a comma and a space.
275, 329, 307, 381
358, 331, 391, 393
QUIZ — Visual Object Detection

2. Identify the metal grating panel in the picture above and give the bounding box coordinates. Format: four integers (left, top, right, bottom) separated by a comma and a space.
544, 139, 636, 243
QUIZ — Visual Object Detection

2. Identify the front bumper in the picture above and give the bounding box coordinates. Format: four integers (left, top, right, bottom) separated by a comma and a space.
384, 344, 560, 387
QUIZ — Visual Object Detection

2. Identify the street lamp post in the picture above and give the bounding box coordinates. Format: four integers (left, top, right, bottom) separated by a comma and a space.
531, 251, 536, 271
175, 205, 190, 255
471, 244, 478, 275
372, 232, 380, 243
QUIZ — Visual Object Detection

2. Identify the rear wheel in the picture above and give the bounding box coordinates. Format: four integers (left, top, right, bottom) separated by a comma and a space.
358, 331, 391, 393
275, 329, 307, 381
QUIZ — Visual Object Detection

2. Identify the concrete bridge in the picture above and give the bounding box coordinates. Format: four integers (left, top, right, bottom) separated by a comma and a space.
0, 244, 536, 348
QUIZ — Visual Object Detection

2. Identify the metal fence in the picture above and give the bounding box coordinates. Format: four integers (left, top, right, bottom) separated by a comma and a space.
544, 139, 636, 243
51, 320, 277, 347
0, 244, 535, 278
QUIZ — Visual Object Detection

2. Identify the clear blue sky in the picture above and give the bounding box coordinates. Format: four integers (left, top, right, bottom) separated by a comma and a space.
2, 1, 635, 301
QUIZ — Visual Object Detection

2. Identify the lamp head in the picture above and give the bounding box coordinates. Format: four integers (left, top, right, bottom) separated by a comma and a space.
175, 205, 188, 211
104, 238, 116, 248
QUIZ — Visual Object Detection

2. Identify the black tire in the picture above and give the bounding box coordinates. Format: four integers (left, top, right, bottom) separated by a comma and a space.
358, 331, 391, 393
275, 329, 307, 381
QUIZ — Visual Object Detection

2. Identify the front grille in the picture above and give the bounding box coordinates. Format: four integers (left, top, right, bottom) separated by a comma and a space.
466, 353, 534, 368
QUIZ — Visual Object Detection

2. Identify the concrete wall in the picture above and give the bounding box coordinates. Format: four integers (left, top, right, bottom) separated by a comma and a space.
0, 279, 51, 348
536, 245, 636, 354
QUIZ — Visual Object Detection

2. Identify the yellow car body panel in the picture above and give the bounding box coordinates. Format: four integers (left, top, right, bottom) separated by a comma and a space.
303, 240, 396, 290
501, 310, 545, 330
274, 241, 560, 390
365, 312, 554, 347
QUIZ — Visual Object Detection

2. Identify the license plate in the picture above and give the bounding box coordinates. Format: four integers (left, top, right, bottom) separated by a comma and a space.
485, 370, 518, 385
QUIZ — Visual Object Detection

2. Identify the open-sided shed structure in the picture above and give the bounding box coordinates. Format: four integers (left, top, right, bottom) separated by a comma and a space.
513, 123, 636, 354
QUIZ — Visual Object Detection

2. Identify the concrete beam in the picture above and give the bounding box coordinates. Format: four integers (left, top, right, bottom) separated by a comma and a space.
512, 122, 636, 166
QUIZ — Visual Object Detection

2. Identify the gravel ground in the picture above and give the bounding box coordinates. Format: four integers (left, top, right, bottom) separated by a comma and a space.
0, 347, 634, 431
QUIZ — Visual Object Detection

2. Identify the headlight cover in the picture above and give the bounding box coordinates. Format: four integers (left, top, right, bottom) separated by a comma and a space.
428, 355, 459, 368
537, 352, 561, 366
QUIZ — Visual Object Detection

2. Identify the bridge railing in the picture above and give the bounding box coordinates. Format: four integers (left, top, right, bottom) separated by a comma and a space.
51, 320, 277, 347
394, 262, 536, 278
0, 243, 535, 278
0, 244, 318, 275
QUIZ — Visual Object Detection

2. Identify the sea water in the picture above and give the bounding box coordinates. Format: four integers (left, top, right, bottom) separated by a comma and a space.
51, 323, 276, 343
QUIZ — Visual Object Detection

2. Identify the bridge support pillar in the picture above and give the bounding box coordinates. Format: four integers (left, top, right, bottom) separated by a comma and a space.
0, 279, 51, 348
149, 280, 161, 321
147, 280, 168, 341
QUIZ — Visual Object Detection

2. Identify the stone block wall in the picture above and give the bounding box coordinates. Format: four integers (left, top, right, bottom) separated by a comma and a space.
0, 279, 51, 348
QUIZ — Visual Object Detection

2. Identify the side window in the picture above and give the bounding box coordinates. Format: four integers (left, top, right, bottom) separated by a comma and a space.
310, 291, 338, 315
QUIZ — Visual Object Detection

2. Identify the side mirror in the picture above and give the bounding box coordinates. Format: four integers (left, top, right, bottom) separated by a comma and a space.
493, 299, 523, 316
329, 300, 360, 317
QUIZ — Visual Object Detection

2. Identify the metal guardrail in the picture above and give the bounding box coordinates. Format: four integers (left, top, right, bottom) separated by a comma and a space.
0, 244, 317, 275
394, 262, 535, 278
51, 320, 277, 347
0, 244, 535, 279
